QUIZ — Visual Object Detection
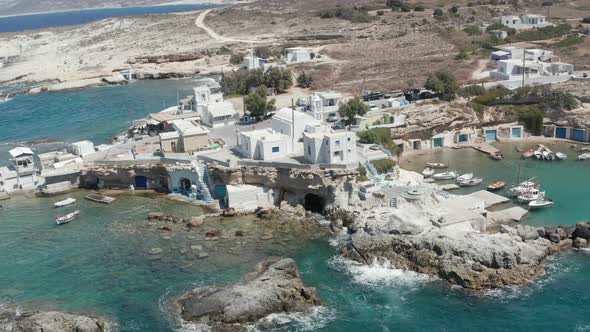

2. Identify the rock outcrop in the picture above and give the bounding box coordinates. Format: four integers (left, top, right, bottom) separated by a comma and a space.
177, 257, 319, 329
0, 310, 115, 332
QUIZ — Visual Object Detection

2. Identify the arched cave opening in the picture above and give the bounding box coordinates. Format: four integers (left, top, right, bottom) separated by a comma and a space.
304, 193, 325, 214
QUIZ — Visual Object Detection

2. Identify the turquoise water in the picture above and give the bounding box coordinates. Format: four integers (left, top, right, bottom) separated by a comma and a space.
0, 5, 221, 33
0, 79, 200, 145
2, 192, 590, 331
401, 142, 590, 227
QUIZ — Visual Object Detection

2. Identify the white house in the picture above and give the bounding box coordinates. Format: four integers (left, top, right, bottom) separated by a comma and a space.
303, 127, 358, 166
491, 58, 573, 81
271, 108, 321, 151
241, 56, 268, 70
309, 91, 344, 122
202, 101, 239, 128
499, 14, 551, 30
0, 147, 39, 193
285, 47, 312, 64
236, 128, 293, 160
70, 140, 95, 157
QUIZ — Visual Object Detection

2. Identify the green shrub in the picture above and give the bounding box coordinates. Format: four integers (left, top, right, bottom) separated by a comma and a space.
433, 8, 444, 16
425, 70, 459, 100
371, 159, 397, 174
463, 25, 482, 35
510, 24, 571, 42
356, 165, 369, 182
357, 128, 400, 156
455, 51, 469, 60
582, 17, 590, 24
319, 6, 372, 23
540, 91, 578, 111
414, 5, 425, 11
553, 35, 584, 48
229, 53, 243, 65
222, 67, 292, 95
459, 85, 486, 97
516, 105, 545, 135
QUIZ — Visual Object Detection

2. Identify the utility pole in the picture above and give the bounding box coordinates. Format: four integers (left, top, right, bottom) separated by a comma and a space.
522, 48, 526, 88
291, 98, 295, 153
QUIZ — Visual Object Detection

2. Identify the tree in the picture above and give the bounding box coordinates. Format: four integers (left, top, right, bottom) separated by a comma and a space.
244, 86, 276, 118
263, 67, 292, 93
414, 5, 425, 11
449, 6, 459, 14
433, 8, 444, 16
229, 53, 243, 65
424, 70, 459, 101
540, 91, 578, 112
338, 97, 369, 125
296, 71, 313, 88
582, 17, 590, 24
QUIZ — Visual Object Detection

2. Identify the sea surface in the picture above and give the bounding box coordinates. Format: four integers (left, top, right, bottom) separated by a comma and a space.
0, 4, 221, 33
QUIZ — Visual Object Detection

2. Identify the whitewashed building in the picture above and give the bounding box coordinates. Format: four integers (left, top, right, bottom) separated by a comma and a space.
285, 47, 312, 63
499, 14, 551, 30
303, 127, 358, 166
0, 147, 40, 193
491, 58, 574, 81
271, 108, 321, 151
160, 119, 210, 153
309, 91, 344, 122
70, 141, 95, 157
202, 101, 239, 128
241, 56, 268, 70
236, 128, 293, 160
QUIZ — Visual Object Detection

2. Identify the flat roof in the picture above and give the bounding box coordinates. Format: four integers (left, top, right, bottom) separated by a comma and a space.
273, 108, 319, 124
9, 147, 33, 158
491, 50, 510, 56
241, 128, 290, 142
206, 101, 237, 117
159, 131, 180, 140
150, 111, 200, 123
172, 119, 209, 136
315, 91, 343, 100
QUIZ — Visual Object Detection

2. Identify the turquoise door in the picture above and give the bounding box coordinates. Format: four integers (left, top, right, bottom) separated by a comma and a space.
511, 127, 522, 138
457, 134, 468, 143
485, 130, 497, 141
433, 138, 444, 148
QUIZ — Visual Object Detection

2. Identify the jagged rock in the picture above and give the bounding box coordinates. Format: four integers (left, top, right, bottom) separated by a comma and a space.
0, 310, 115, 332
522, 230, 540, 242
536, 227, 546, 238
557, 227, 568, 240
574, 237, 588, 249
177, 257, 319, 328
561, 225, 576, 239
573, 222, 590, 239
549, 233, 561, 243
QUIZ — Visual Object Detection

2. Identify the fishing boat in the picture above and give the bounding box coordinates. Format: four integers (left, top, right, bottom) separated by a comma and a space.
456, 173, 473, 182
457, 177, 483, 187
55, 210, 80, 225
555, 152, 567, 160
522, 149, 534, 159
507, 179, 538, 197
422, 167, 435, 178
426, 162, 447, 169
533, 150, 543, 160
487, 181, 506, 191
489, 152, 503, 160
517, 189, 545, 203
54, 197, 76, 208
432, 171, 458, 180
578, 153, 590, 161
529, 198, 554, 209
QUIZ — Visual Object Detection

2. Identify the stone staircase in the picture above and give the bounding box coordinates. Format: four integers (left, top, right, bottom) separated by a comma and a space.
193, 161, 213, 202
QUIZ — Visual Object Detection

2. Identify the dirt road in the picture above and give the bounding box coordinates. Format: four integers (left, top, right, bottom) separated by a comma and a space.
195, 9, 265, 44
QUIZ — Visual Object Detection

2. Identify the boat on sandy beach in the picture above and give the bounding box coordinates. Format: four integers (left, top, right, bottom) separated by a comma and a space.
529, 198, 554, 209
426, 162, 447, 169
54, 197, 76, 207
555, 152, 567, 160
433, 171, 458, 180
55, 210, 80, 225
457, 177, 483, 187
487, 181, 506, 191
489, 152, 503, 160
422, 167, 434, 177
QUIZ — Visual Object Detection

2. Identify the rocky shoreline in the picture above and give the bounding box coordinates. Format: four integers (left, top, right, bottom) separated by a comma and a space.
0, 309, 116, 332
177, 257, 320, 331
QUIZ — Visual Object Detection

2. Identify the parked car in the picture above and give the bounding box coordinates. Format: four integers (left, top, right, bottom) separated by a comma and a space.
363, 91, 385, 101
327, 112, 339, 122
296, 97, 307, 107
332, 122, 346, 130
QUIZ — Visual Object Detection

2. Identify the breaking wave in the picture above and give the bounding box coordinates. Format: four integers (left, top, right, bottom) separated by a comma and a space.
328, 256, 435, 288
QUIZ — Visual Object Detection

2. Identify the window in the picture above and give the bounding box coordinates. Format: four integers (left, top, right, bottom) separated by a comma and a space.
347, 137, 351, 142
334, 151, 340, 156
326, 141, 329, 146
307, 145, 311, 155
272, 146, 280, 153
335, 140, 340, 146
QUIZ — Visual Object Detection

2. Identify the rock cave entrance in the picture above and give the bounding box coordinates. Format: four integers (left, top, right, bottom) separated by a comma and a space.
304, 193, 325, 213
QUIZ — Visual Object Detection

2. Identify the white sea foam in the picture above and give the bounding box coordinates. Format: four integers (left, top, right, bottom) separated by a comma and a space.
328, 256, 435, 288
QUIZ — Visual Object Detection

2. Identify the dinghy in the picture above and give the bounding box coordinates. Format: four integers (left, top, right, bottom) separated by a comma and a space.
555, 152, 567, 160
529, 198, 554, 209
422, 167, 435, 178
457, 177, 483, 187
577, 153, 590, 160
432, 171, 458, 180
55, 210, 80, 225
487, 181, 506, 191
54, 197, 76, 208
522, 150, 534, 159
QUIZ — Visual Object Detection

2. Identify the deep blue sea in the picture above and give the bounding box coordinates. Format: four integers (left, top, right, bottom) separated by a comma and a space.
0, 4, 220, 33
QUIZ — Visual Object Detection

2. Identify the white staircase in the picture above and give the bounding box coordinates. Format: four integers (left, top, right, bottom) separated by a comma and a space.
193, 161, 213, 202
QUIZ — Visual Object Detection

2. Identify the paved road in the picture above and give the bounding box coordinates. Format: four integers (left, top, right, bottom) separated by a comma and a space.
195, 9, 265, 44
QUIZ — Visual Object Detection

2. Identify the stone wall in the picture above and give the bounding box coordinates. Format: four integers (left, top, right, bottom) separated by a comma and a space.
80, 164, 169, 191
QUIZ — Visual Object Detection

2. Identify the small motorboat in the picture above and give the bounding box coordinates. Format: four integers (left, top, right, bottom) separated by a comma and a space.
54, 197, 76, 208
555, 152, 567, 160
578, 153, 590, 161
457, 177, 483, 187
426, 162, 447, 169
529, 198, 554, 209
433, 171, 458, 180
422, 167, 435, 178
542, 151, 555, 161
487, 181, 506, 191
489, 152, 504, 160
522, 150, 534, 159
517, 190, 545, 203
507, 180, 538, 197
456, 173, 473, 182
55, 210, 80, 225
533, 151, 543, 160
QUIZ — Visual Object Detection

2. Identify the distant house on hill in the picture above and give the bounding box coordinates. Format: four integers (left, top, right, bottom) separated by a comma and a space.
498, 14, 551, 30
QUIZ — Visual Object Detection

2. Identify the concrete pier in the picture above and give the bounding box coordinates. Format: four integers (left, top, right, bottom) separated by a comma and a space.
470, 143, 500, 155
487, 206, 529, 224
467, 190, 510, 208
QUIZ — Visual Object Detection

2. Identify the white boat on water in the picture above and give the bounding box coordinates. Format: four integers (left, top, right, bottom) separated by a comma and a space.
533, 151, 543, 160
54, 197, 76, 207
529, 198, 554, 209
508, 180, 538, 197
55, 210, 80, 225
422, 167, 435, 177
578, 153, 590, 160
458, 177, 483, 187
433, 171, 458, 180
518, 189, 545, 203
426, 162, 447, 169
456, 173, 473, 182
555, 152, 567, 160
542, 151, 555, 161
